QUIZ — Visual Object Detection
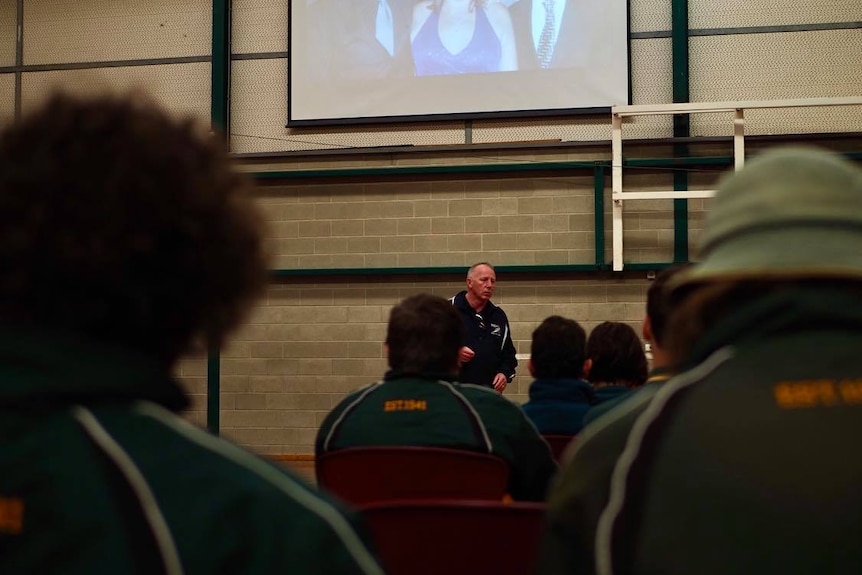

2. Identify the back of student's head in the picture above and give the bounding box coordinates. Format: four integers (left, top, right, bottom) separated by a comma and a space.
664, 146, 862, 364
646, 263, 692, 348
530, 315, 587, 379
0, 91, 268, 366
586, 321, 648, 388
386, 293, 464, 375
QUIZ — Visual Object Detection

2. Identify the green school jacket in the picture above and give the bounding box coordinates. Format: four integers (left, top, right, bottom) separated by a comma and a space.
316, 371, 557, 502
538, 287, 862, 575
0, 327, 384, 575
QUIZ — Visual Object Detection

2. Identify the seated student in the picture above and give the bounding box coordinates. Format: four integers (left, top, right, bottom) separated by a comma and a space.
582, 263, 690, 425
585, 321, 648, 404
316, 293, 557, 502
522, 316, 597, 435
0, 92, 383, 575
537, 147, 862, 575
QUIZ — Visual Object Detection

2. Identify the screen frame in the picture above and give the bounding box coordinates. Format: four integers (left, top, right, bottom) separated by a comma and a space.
286, 0, 633, 127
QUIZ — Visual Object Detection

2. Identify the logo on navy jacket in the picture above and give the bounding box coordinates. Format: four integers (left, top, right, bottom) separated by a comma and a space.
490, 323, 502, 336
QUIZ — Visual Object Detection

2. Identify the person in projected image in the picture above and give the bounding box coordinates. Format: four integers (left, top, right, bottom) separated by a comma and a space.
306, 0, 415, 82
509, 0, 596, 71
410, 0, 517, 76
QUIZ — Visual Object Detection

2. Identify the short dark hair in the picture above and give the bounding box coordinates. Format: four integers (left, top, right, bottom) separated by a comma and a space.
530, 315, 587, 379
586, 321, 648, 388
646, 263, 692, 347
0, 92, 268, 365
386, 293, 464, 375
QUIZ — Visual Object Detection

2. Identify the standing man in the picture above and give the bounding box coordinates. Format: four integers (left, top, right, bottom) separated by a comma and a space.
509, 0, 617, 71
450, 262, 518, 391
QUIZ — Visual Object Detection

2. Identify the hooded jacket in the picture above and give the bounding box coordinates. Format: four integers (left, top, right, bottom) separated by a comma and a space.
522, 377, 597, 435
537, 286, 862, 575
0, 327, 383, 575
450, 291, 518, 387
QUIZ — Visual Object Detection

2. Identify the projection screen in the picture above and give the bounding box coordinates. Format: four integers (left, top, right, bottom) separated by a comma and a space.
288, 0, 630, 126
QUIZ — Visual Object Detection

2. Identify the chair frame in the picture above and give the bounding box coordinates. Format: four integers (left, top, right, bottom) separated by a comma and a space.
316, 445, 510, 506
541, 434, 576, 462
358, 499, 549, 575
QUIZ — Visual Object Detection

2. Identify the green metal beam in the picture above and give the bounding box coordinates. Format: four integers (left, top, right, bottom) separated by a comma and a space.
211, 0, 231, 135
251, 161, 600, 181
671, 0, 691, 263
271, 264, 603, 277
208, 0, 231, 435
593, 165, 607, 268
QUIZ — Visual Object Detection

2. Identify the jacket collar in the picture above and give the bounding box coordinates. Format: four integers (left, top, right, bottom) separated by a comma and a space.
0, 326, 188, 410
528, 377, 596, 402
687, 286, 862, 366
453, 290, 498, 316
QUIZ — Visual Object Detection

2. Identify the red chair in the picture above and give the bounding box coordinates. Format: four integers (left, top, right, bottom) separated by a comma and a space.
316, 446, 510, 506
359, 499, 548, 575
542, 434, 576, 462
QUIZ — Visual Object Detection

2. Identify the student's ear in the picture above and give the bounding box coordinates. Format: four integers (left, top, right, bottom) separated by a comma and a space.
582, 358, 592, 378
643, 316, 654, 344
528, 358, 536, 378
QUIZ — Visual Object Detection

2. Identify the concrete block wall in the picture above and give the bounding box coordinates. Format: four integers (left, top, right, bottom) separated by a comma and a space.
176, 156, 699, 455
178, 272, 655, 455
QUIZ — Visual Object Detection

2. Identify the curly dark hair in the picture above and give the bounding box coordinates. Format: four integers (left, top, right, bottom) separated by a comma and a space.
386, 294, 464, 375
0, 91, 268, 365
530, 315, 587, 379
586, 321, 648, 388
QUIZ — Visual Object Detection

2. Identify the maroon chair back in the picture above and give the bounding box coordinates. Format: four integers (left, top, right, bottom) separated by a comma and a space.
316, 446, 510, 506
360, 499, 548, 575
542, 434, 576, 462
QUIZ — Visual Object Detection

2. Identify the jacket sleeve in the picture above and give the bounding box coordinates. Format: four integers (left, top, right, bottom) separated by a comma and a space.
315, 393, 356, 456
498, 311, 518, 381
535, 395, 650, 575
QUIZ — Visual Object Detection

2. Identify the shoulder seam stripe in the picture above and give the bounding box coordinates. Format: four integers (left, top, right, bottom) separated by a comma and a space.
324, 381, 384, 451
594, 347, 735, 575
72, 405, 185, 575
134, 401, 386, 575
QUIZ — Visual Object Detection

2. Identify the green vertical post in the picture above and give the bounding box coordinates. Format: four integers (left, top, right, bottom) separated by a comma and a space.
212, 0, 231, 137
14, 0, 23, 120
593, 164, 606, 267
671, 0, 690, 262
208, 0, 232, 434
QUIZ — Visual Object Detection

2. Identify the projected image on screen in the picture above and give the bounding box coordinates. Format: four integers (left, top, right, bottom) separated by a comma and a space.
288, 0, 630, 125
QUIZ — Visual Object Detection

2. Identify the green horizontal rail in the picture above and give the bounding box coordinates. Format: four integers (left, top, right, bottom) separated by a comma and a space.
251, 161, 602, 180
250, 152, 861, 181
269, 263, 684, 278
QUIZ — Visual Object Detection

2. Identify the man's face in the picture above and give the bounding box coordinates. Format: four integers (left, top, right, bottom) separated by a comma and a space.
467, 265, 496, 303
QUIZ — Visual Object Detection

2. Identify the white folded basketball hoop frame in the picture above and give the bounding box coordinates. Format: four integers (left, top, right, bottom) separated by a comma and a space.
610, 96, 862, 271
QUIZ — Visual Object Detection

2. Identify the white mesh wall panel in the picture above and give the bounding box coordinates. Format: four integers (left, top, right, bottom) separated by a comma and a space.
630, 0, 672, 34
624, 38, 674, 139
689, 30, 862, 136
231, 58, 466, 154
690, 0, 861, 29
20, 63, 211, 121
24, 0, 211, 64
233, 0, 287, 55
0, 0, 15, 67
